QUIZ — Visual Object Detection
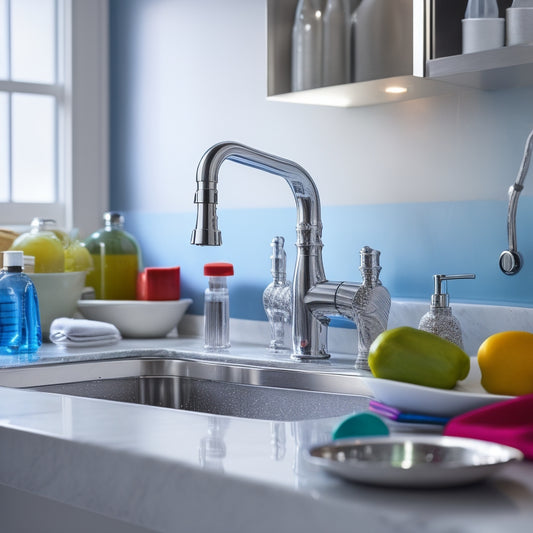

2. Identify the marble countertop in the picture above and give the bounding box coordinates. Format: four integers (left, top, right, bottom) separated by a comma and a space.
1, 301, 533, 532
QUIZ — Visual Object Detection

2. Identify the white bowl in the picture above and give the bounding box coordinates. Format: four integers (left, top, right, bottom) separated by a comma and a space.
29, 272, 87, 336
77, 298, 192, 338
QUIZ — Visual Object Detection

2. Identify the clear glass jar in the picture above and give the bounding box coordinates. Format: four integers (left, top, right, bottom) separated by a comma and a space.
204, 262, 234, 350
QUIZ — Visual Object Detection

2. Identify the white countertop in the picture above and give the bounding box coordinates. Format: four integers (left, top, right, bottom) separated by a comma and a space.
0, 329, 533, 533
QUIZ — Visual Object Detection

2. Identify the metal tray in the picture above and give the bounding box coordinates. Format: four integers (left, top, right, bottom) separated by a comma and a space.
307, 435, 523, 488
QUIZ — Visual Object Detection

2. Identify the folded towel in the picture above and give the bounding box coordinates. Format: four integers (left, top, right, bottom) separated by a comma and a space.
444, 394, 533, 460
50, 317, 121, 347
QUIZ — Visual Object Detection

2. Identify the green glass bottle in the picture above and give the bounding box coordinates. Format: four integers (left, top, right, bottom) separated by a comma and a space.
84, 212, 141, 300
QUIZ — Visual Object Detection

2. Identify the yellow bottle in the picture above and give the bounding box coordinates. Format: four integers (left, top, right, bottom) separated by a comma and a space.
84, 212, 141, 300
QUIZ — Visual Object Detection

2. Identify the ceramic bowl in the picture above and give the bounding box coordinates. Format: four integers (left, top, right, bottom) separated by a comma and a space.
77, 298, 192, 338
28, 271, 87, 336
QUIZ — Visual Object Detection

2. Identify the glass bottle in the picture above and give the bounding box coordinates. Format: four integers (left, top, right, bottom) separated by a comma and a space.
0, 251, 42, 355
84, 212, 141, 300
204, 262, 234, 351
291, 0, 323, 91
263, 237, 292, 353
322, 0, 350, 87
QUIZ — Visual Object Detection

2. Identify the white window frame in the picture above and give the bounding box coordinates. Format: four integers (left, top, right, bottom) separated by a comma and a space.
0, 0, 109, 238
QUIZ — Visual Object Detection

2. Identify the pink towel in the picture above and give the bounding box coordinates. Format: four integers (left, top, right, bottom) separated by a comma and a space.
444, 394, 533, 460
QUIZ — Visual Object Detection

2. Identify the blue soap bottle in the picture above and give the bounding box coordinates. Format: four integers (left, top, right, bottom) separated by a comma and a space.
0, 251, 42, 355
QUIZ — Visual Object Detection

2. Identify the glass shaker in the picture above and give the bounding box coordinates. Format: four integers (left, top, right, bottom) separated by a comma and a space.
204, 262, 234, 350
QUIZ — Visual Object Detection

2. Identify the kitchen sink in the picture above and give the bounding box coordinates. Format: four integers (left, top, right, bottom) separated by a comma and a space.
0, 356, 372, 421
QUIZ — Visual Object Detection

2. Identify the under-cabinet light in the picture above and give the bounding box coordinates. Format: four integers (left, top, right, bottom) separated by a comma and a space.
385, 86, 408, 94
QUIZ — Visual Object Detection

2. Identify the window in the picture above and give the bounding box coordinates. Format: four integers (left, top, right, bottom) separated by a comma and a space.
0, 0, 108, 237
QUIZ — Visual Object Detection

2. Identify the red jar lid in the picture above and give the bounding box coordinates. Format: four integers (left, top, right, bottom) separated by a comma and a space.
204, 262, 234, 276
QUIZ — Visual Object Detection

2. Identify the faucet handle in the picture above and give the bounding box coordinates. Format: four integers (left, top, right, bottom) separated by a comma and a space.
359, 246, 382, 284
359, 246, 380, 268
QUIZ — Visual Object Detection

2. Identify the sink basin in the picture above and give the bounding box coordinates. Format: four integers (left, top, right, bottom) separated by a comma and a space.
0, 356, 371, 421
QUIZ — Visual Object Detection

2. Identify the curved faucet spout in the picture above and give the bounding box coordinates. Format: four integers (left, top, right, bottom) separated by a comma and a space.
191, 141, 328, 359
191, 142, 323, 247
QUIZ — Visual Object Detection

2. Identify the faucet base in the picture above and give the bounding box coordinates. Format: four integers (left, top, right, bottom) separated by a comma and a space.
355, 355, 371, 372
290, 352, 331, 361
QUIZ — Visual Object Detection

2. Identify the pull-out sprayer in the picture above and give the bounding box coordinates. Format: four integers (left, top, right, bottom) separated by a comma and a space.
500, 128, 533, 275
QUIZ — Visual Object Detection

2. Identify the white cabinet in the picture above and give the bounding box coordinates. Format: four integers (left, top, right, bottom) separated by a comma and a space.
267, 0, 533, 107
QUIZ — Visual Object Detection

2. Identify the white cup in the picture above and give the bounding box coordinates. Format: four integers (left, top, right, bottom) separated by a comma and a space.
462, 18, 505, 54
506, 7, 533, 46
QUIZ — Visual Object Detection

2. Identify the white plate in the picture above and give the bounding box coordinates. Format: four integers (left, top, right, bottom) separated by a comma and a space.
308, 435, 523, 488
363, 358, 513, 418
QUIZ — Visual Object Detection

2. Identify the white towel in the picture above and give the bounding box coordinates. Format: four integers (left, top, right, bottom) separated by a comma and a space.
50, 318, 121, 347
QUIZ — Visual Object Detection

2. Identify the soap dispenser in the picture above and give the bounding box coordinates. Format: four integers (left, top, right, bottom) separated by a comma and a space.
418, 274, 475, 349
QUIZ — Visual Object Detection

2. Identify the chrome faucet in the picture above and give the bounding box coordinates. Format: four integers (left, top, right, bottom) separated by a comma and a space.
191, 141, 390, 368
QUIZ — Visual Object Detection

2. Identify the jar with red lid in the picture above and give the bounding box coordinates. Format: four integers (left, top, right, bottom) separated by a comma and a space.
204, 262, 234, 350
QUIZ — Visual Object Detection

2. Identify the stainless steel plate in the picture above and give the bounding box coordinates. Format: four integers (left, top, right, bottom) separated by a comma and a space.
308, 435, 523, 488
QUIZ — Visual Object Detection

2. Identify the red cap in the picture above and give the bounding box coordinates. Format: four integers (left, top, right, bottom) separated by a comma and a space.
204, 262, 234, 276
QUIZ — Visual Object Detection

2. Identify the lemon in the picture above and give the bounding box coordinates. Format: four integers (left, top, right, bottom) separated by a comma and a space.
10, 231, 65, 273
51, 228, 71, 248
477, 330, 533, 396
64, 242, 93, 272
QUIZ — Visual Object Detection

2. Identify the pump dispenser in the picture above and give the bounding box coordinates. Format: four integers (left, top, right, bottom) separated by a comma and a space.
418, 274, 475, 349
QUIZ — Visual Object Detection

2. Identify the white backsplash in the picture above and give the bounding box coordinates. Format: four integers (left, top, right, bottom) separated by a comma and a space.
180, 299, 533, 357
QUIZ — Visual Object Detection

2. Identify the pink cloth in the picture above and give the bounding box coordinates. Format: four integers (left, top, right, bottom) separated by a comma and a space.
444, 394, 533, 460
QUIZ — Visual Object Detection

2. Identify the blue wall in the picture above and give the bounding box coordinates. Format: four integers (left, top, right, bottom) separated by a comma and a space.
109, 0, 533, 322
123, 198, 533, 320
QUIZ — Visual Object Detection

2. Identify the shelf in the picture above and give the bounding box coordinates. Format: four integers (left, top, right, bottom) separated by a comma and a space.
267, 0, 533, 108
267, 75, 457, 108
269, 45, 533, 108
426, 44, 533, 90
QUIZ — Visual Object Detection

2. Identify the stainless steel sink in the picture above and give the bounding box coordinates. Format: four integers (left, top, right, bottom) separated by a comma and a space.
0, 356, 372, 421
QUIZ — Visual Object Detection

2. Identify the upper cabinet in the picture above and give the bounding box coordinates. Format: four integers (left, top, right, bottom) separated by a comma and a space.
267, 0, 533, 107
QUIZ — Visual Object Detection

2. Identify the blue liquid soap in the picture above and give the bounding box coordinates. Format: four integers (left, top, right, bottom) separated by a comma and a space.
0, 251, 41, 355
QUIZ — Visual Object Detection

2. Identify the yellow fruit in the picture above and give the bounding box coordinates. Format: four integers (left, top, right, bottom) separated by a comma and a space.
64, 241, 93, 272
10, 232, 65, 273
477, 331, 533, 396
50, 228, 71, 248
